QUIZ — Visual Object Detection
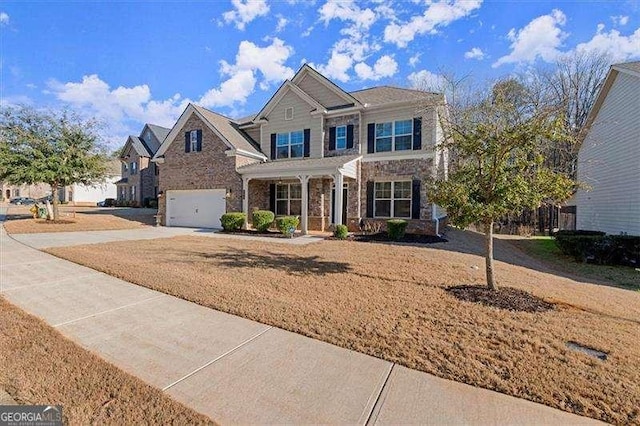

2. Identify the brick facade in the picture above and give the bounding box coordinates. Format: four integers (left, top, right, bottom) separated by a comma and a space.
360, 159, 437, 234
323, 114, 360, 157
158, 115, 246, 224
118, 149, 159, 205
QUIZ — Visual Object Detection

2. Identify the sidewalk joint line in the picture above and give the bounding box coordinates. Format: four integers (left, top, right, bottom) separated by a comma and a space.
363, 363, 395, 426
0, 272, 97, 293
162, 326, 273, 392
53, 294, 165, 327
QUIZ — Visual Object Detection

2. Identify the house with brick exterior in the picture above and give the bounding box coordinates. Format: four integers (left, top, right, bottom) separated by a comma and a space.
153, 64, 448, 234
117, 124, 170, 206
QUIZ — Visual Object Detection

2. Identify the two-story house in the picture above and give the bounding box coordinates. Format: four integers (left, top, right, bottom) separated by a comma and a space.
116, 124, 170, 206
153, 64, 448, 234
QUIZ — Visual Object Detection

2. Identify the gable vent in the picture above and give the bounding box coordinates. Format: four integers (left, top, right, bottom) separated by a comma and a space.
285, 107, 294, 121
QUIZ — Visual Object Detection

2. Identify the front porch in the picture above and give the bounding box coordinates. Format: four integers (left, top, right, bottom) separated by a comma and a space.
239, 155, 361, 234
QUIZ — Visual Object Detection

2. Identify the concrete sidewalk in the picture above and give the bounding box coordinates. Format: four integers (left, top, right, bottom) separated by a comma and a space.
0, 223, 602, 424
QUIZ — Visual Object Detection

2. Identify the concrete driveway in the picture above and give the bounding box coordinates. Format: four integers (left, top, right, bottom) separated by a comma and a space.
0, 214, 602, 424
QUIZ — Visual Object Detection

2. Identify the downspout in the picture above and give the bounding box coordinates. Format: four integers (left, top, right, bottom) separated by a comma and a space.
432, 202, 440, 236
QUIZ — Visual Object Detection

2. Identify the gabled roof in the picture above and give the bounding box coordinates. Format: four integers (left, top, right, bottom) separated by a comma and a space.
291, 64, 362, 108
254, 80, 327, 121
154, 103, 264, 159
582, 61, 640, 141
145, 124, 171, 149
124, 136, 153, 158
350, 86, 443, 106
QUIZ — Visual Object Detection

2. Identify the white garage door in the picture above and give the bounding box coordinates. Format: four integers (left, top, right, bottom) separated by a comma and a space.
166, 189, 226, 229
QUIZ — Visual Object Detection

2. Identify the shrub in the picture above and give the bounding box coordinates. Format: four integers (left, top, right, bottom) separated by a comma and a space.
387, 219, 408, 240
276, 216, 300, 237
220, 212, 246, 231
147, 199, 158, 209
555, 232, 640, 266
334, 224, 349, 240
554, 230, 606, 237
252, 210, 275, 232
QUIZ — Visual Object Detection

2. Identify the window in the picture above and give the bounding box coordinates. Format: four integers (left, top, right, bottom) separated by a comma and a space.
285, 107, 294, 121
130, 161, 137, 174
130, 185, 136, 200
190, 130, 199, 152
375, 120, 413, 152
276, 130, 304, 159
13, 189, 20, 197
275, 183, 302, 216
374, 181, 411, 218
120, 187, 126, 200
335, 125, 347, 150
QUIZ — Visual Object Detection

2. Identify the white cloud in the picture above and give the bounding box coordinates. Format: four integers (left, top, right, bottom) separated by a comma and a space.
219, 38, 294, 87
611, 15, 629, 26
408, 69, 444, 90
354, 55, 398, 81
409, 52, 421, 67
275, 16, 288, 32
493, 9, 567, 67
384, 0, 482, 48
0, 12, 9, 25
573, 26, 640, 62
199, 70, 257, 107
222, 0, 269, 30
313, 50, 353, 82
464, 47, 485, 60
319, 0, 376, 29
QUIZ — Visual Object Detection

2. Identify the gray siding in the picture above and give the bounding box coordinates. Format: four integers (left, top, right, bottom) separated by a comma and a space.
575, 72, 640, 235
297, 74, 348, 108
260, 90, 323, 159
244, 127, 260, 145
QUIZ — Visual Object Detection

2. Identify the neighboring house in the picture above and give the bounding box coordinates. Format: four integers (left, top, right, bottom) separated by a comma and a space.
116, 124, 170, 206
1, 182, 51, 201
153, 64, 448, 234
574, 61, 640, 235
58, 160, 121, 205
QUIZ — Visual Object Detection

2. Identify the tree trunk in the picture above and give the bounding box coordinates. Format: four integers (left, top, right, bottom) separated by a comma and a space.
485, 220, 497, 290
51, 184, 59, 221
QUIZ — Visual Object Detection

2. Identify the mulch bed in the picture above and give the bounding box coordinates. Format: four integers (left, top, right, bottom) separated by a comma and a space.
446, 285, 555, 313
218, 229, 303, 239
329, 232, 448, 244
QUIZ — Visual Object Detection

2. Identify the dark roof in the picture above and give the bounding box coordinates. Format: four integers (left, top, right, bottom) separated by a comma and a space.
147, 124, 171, 145
614, 61, 640, 74
192, 104, 262, 155
349, 86, 443, 106
114, 177, 128, 185
128, 136, 152, 157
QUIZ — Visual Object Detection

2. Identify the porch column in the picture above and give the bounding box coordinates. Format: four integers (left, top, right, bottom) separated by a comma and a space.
333, 172, 344, 226
298, 174, 310, 235
242, 177, 250, 229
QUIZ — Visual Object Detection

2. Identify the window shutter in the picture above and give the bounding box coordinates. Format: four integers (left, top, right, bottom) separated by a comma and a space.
412, 117, 422, 150
346, 124, 354, 149
270, 133, 276, 160
411, 179, 421, 219
329, 127, 336, 151
184, 132, 191, 153
196, 129, 203, 152
366, 181, 374, 218
269, 183, 276, 213
367, 123, 375, 154
303, 128, 311, 157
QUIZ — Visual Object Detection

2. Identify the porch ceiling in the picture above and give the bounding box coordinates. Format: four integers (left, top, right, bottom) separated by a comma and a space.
238, 155, 361, 180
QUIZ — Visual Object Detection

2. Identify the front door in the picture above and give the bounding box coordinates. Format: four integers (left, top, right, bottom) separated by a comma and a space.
331, 184, 348, 224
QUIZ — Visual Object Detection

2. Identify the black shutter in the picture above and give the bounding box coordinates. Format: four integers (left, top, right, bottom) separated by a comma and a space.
269, 183, 276, 213
184, 132, 191, 153
367, 123, 375, 154
196, 129, 203, 152
366, 181, 374, 218
411, 179, 421, 219
303, 128, 310, 157
329, 127, 336, 151
413, 117, 422, 150
270, 133, 276, 160
346, 124, 354, 149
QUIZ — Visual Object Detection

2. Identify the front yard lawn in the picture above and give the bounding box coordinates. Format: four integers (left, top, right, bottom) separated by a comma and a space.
0, 298, 213, 425
4, 208, 155, 234
46, 234, 640, 425
508, 236, 640, 291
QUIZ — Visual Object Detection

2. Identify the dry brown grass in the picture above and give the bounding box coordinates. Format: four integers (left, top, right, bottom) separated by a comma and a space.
0, 298, 214, 425
46, 233, 640, 425
4, 209, 154, 234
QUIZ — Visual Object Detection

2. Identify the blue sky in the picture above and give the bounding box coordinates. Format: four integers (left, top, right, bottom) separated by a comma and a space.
1, 0, 639, 148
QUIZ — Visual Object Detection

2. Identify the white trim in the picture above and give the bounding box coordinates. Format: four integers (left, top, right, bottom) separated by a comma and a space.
325, 106, 364, 117
257, 81, 327, 120
225, 148, 267, 161
373, 180, 412, 219
374, 119, 413, 153
291, 65, 362, 107
362, 151, 434, 162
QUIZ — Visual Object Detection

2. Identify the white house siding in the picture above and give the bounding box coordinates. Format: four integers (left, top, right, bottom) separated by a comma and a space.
576, 71, 640, 235
260, 90, 323, 159
71, 175, 119, 204
296, 74, 348, 108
